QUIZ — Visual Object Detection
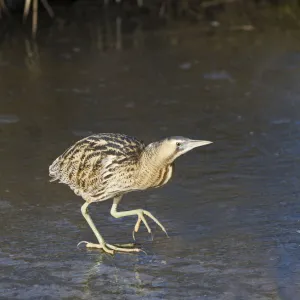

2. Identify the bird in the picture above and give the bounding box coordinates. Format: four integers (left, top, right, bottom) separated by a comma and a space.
49, 133, 212, 254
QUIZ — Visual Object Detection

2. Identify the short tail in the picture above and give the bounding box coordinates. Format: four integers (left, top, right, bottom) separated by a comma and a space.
49, 157, 61, 182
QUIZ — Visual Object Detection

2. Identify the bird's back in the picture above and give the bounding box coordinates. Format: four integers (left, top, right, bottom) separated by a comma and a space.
49, 133, 145, 201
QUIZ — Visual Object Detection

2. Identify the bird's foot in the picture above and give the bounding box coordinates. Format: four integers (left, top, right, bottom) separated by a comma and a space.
77, 241, 142, 254
132, 209, 169, 241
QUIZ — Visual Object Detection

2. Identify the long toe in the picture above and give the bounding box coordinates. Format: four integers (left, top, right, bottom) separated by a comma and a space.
132, 216, 142, 241
106, 243, 142, 253
79, 242, 114, 254
143, 210, 169, 238
132, 212, 153, 241
113, 243, 141, 248
79, 241, 142, 254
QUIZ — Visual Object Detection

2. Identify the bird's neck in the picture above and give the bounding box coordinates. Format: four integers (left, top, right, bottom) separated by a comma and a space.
135, 145, 173, 189
140, 143, 173, 168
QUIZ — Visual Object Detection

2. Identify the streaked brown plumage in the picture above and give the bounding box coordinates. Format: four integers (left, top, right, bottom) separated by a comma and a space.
50, 133, 145, 202
49, 133, 212, 254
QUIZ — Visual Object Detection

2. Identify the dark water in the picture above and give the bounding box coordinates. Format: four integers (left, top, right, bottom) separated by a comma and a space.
1, 8, 300, 300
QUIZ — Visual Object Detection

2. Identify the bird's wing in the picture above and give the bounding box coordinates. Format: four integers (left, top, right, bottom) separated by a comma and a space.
49, 133, 145, 198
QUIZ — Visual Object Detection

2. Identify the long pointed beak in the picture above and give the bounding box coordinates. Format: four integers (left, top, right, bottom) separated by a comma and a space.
184, 139, 213, 151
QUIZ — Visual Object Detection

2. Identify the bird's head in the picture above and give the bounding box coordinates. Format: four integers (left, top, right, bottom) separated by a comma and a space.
148, 136, 212, 164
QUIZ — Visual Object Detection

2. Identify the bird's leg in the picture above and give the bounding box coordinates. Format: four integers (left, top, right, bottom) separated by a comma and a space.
79, 202, 113, 254
79, 202, 141, 254
110, 196, 169, 241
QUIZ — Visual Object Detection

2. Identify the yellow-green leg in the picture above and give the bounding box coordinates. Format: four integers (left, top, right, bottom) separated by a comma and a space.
78, 202, 141, 254
110, 195, 169, 240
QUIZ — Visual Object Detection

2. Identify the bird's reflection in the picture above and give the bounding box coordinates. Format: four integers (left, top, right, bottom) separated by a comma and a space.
24, 38, 41, 77
81, 252, 150, 298
115, 16, 122, 51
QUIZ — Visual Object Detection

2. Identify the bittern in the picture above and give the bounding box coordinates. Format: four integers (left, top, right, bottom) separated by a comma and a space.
49, 133, 212, 254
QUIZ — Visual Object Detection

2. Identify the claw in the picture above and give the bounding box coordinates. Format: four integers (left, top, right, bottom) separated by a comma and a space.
77, 240, 90, 248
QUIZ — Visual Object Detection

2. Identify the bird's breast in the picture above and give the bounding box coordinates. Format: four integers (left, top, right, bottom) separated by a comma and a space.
137, 164, 173, 189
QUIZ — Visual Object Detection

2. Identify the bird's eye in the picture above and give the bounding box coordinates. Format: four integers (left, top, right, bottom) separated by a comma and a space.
176, 142, 182, 147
